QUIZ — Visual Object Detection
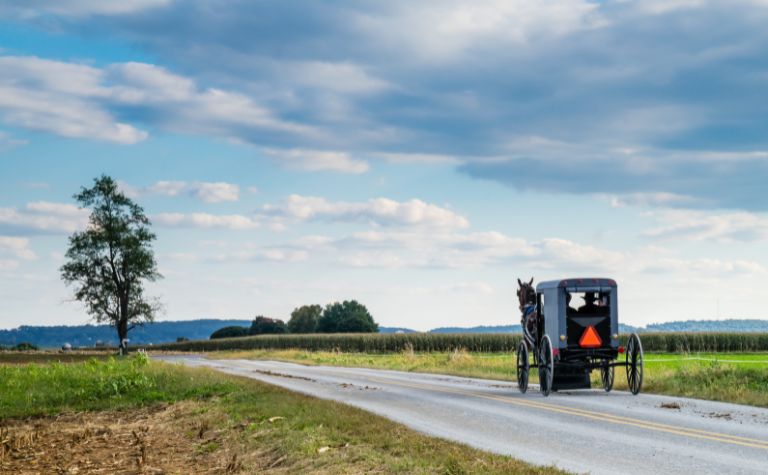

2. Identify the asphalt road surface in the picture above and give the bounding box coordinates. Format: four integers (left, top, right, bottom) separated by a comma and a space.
158, 356, 768, 474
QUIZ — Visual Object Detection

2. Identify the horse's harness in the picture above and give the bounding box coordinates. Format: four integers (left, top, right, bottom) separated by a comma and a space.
520, 289, 538, 348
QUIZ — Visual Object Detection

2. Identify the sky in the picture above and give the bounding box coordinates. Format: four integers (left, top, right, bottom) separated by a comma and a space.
1, 0, 768, 331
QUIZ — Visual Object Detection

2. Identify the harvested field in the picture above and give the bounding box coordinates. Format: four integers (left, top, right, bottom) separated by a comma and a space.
1, 358, 560, 474
0, 402, 251, 474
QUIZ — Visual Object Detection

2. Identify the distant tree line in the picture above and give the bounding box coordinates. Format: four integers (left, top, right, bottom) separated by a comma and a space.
0, 342, 40, 351
210, 300, 379, 339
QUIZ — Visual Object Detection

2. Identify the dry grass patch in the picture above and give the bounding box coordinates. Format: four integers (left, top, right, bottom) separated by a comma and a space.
0, 402, 249, 474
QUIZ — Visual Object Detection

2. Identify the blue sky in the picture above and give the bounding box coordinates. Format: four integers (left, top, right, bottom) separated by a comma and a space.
1, 0, 767, 330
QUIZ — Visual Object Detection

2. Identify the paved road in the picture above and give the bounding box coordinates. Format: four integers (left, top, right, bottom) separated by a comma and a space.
158, 356, 768, 474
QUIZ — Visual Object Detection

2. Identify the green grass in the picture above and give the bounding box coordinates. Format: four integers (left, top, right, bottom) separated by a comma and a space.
0, 354, 564, 474
212, 349, 768, 408
640, 353, 768, 407
644, 352, 768, 367
219, 348, 520, 381
0, 351, 112, 365
0, 353, 236, 418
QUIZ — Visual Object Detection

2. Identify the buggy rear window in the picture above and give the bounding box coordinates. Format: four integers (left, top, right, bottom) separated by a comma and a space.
565, 290, 610, 317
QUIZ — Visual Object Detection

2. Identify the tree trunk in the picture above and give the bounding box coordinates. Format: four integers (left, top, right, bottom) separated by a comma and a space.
118, 293, 129, 355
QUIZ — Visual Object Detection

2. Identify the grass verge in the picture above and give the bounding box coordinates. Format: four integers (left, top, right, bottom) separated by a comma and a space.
0, 351, 111, 365
210, 349, 768, 408
0, 354, 564, 474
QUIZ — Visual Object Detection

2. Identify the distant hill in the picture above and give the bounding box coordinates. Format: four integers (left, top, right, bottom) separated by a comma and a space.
429, 323, 641, 334
379, 327, 419, 334
424, 321, 768, 334
2, 318, 767, 349
644, 319, 768, 333
0, 319, 251, 348
430, 325, 521, 334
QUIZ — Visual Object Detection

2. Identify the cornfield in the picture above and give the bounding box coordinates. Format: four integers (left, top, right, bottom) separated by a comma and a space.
621, 332, 768, 353
146, 332, 768, 353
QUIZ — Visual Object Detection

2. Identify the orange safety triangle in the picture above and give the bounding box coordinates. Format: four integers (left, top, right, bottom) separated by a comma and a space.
579, 326, 602, 348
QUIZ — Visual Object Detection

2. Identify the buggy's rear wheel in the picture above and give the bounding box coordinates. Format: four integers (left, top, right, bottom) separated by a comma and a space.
538, 335, 554, 397
517, 341, 529, 394
601, 363, 614, 392
626, 333, 644, 395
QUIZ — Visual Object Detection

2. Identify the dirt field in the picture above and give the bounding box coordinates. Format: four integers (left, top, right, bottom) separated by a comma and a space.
0, 401, 260, 474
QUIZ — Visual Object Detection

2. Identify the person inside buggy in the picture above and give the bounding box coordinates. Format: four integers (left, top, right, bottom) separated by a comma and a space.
565, 291, 610, 317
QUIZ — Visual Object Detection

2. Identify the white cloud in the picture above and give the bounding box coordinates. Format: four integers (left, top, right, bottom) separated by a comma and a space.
0, 130, 27, 151
273, 228, 767, 277
214, 249, 308, 263
110, 62, 315, 138
281, 61, 392, 95
4, 2, 767, 212
192, 182, 240, 203
263, 194, 469, 229
137, 193, 467, 232
644, 210, 768, 242
373, 152, 461, 165
145, 181, 188, 197
647, 257, 767, 275
23, 181, 49, 190
25, 201, 85, 217
635, 0, 706, 15
356, 0, 604, 62
121, 180, 240, 203
393, 282, 496, 296
0, 235, 35, 274
0, 202, 89, 234
338, 252, 410, 268
444, 282, 495, 295
461, 134, 768, 211
0, 56, 147, 144
161, 252, 199, 262
0, 0, 172, 17
153, 212, 260, 230
0, 56, 313, 145
0, 259, 19, 271
0, 236, 36, 260
292, 229, 536, 268
598, 192, 702, 209
534, 238, 627, 272
263, 148, 369, 174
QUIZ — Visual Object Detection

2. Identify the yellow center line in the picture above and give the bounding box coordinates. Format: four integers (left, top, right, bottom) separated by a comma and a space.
359, 375, 768, 451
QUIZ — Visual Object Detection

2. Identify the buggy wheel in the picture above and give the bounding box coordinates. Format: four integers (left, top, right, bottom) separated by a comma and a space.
517, 341, 529, 394
626, 333, 644, 395
601, 363, 614, 392
538, 335, 554, 397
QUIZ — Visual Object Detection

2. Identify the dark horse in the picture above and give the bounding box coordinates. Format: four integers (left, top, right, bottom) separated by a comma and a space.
517, 278, 538, 348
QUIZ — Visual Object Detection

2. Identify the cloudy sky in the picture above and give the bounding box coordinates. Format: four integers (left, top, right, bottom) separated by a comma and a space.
1, 0, 767, 330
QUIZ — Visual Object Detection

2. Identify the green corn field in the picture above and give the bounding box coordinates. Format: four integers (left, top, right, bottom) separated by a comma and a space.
146, 332, 768, 353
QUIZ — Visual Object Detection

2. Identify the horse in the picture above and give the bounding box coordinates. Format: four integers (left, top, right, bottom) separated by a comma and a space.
517, 278, 538, 347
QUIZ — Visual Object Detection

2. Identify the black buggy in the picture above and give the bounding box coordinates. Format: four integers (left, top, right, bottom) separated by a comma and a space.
516, 278, 644, 396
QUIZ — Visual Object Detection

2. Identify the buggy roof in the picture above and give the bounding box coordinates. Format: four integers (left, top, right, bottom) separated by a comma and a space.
536, 278, 617, 291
